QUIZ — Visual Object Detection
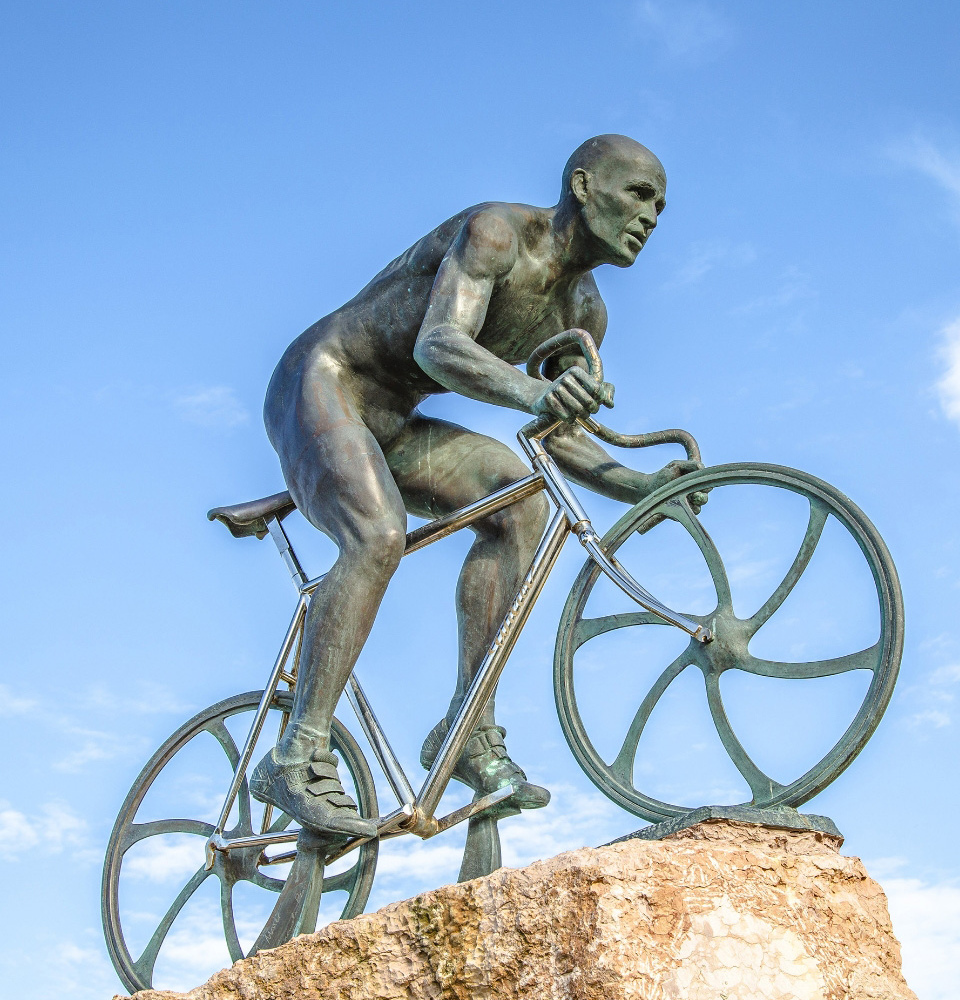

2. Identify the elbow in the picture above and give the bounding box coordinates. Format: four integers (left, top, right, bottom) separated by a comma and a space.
413, 328, 450, 381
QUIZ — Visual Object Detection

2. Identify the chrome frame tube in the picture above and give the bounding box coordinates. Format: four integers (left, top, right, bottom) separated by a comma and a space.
210, 595, 308, 841
238, 805, 416, 868
345, 674, 416, 807
213, 829, 301, 854
209, 404, 707, 872
320, 806, 414, 865
581, 535, 711, 641
299, 572, 327, 594
404, 473, 545, 554
519, 427, 711, 643
417, 511, 570, 818
430, 785, 514, 836
267, 517, 308, 589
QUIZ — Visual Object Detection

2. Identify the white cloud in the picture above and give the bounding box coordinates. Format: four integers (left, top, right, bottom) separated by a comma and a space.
159, 924, 234, 991
635, 1, 731, 61
905, 708, 951, 729
935, 318, 960, 427
361, 782, 627, 915
892, 135, 960, 201
0, 800, 87, 861
0, 932, 122, 1000
730, 267, 812, 317
930, 662, 960, 685
54, 725, 130, 772
173, 386, 249, 428
884, 876, 960, 1000
864, 855, 908, 880
903, 656, 960, 729
0, 804, 38, 858
374, 839, 469, 887
666, 240, 756, 288
78, 681, 193, 717
124, 834, 207, 883
0, 684, 37, 715
500, 786, 623, 868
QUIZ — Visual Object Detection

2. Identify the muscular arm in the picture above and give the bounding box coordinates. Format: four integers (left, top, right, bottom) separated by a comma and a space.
544, 424, 698, 504
415, 210, 700, 506
413, 211, 544, 412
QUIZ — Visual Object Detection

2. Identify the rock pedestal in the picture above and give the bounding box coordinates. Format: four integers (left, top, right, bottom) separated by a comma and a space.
119, 819, 916, 1000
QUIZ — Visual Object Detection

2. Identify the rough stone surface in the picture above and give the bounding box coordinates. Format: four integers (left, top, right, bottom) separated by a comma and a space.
118, 820, 916, 1000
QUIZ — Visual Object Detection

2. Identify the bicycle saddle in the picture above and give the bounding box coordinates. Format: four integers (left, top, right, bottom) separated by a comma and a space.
207, 491, 297, 539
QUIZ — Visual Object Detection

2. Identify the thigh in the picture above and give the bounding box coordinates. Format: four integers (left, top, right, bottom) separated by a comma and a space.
385, 414, 533, 520
269, 363, 406, 543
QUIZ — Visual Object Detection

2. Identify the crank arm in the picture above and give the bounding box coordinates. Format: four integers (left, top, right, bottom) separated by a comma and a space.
428, 785, 515, 838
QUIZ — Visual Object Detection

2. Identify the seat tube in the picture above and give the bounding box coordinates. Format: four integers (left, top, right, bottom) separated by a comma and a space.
267, 517, 308, 590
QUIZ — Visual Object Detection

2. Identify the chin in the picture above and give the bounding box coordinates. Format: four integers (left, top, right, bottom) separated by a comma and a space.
611, 248, 640, 268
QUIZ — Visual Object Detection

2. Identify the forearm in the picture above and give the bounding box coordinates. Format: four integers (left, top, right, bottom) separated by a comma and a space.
542, 425, 649, 504
414, 325, 540, 412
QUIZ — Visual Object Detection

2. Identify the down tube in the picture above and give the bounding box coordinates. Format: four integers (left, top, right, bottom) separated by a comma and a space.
417, 511, 570, 818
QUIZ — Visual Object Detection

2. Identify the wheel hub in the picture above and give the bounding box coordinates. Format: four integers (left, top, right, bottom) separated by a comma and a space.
689, 607, 750, 677
214, 839, 266, 885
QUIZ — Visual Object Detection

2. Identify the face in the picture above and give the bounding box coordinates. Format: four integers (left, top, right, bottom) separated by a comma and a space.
574, 152, 666, 267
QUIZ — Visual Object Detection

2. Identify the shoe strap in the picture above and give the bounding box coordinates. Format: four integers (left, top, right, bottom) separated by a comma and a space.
464, 725, 509, 759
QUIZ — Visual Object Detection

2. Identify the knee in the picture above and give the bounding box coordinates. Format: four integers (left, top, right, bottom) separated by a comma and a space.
338, 519, 406, 580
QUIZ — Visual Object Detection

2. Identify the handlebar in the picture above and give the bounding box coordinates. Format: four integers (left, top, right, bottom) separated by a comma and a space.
525, 329, 605, 384
520, 329, 701, 464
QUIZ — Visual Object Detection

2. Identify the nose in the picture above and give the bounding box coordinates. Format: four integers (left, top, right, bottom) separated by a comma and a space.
631, 201, 657, 236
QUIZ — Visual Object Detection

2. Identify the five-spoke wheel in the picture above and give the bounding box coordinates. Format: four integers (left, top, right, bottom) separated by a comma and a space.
102, 690, 378, 994
555, 463, 904, 822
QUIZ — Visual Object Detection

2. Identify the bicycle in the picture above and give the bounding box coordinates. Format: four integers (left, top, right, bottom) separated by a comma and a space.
102, 330, 903, 994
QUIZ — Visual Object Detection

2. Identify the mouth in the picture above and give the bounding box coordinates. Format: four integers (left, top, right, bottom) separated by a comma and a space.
624, 230, 646, 251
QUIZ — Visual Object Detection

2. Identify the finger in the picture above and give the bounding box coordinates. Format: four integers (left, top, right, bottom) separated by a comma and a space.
559, 377, 600, 413
544, 390, 575, 422
600, 381, 615, 408
553, 385, 591, 419
689, 491, 709, 507
672, 460, 702, 476
565, 366, 607, 401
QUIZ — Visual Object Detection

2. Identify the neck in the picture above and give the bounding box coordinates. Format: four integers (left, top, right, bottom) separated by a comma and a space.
547, 198, 605, 275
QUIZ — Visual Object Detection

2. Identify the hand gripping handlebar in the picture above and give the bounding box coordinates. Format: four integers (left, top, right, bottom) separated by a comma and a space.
520, 328, 701, 463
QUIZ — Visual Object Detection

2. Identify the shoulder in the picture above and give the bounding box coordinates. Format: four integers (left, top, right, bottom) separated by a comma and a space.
453, 204, 523, 279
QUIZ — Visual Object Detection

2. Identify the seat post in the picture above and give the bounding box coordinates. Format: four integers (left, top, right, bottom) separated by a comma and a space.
266, 517, 308, 590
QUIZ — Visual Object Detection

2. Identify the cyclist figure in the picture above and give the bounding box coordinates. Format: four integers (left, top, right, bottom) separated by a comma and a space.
251, 134, 702, 839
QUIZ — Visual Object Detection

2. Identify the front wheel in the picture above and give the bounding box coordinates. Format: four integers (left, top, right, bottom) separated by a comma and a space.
554, 463, 904, 823
102, 690, 378, 994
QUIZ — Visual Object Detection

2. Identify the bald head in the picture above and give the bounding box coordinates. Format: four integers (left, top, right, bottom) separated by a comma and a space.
561, 135, 664, 200
557, 135, 667, 268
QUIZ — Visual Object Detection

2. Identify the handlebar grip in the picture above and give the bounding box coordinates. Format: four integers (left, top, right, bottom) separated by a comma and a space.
525, 329, 603, 383
581, 420, 701, 464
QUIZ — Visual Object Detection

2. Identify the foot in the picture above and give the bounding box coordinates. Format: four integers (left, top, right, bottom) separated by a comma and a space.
250, 747, 377, 839
420, 720, 550, 810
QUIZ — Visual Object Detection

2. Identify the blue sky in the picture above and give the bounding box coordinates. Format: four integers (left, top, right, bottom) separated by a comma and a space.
2, 2, 959, 997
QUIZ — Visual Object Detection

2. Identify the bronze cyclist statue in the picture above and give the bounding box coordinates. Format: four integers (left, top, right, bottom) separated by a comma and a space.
103, 137, 904, 991
251, 134, 705, 839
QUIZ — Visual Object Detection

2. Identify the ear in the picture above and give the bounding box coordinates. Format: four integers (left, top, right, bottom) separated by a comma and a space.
570, 168, 590, 205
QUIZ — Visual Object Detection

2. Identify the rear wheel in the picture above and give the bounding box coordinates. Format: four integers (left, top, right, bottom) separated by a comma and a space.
102, 690, 378, 994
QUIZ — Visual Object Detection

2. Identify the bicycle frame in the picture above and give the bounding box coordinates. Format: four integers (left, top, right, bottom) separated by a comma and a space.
204, 418, 712, 871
